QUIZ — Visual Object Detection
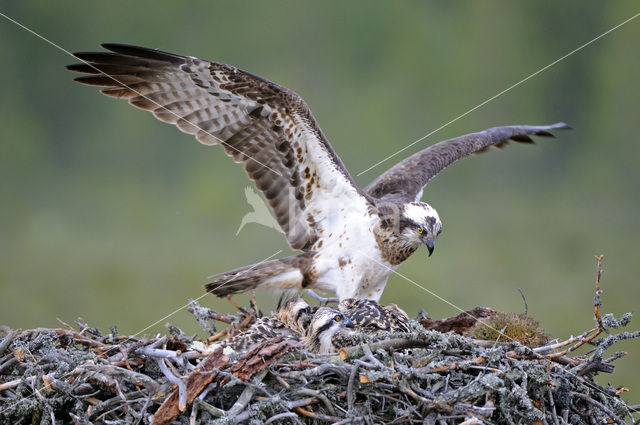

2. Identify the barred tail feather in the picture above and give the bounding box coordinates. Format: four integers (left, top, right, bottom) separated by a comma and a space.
205, 253, 314, 297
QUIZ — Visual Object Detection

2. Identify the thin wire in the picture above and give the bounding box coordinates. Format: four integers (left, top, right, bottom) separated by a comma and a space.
0, 249, 282, 415
0, 11, 283, 178
2, 6, 638, 418
357, 11, 640, 177
131, 250, 282, 338
0, 10, 289, 414
356, 248, 639, 415
355, 248, 516, 341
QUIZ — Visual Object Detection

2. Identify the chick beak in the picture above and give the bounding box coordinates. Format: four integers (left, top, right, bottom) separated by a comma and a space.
424, 239, 435, 256
342, 316, 354, 329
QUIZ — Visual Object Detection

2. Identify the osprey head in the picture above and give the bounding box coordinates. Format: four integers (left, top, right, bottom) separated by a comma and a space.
277, 296, 312, 334
401, 202, 442, 256
304, 307, 354, 353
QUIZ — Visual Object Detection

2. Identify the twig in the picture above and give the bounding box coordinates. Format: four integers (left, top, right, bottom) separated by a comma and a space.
226, 296, 249, 315
347, 363, 358, 413
0, 330, 19, 355
227, 369, 268, 417
571, 391, 628, 425
293, 406, 344, 423
0, 376, 34, 391
305, 289, 339, 304
1, 255, 637, 425
338, 338, 432, 360
157, 358, 187, 412
533, 330, 597, 354
547, 257, 608, 360
265, 412, 301, 424
296, 388, 336, 416
192, 397, 225, 418
548, 388, 560, 425
594, 255, 605, 331
517, 288, 528, 316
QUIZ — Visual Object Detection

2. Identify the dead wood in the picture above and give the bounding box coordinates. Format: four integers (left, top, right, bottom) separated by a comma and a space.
0, 255, 638, 424
420, 306, 498, 334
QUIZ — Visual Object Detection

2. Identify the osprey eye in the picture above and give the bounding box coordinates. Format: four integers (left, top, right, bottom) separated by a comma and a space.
416, 226, 423, 234
334, 315, 341, 322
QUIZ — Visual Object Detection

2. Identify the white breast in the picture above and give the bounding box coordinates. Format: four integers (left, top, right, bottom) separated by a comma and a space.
311, 200, 395, 301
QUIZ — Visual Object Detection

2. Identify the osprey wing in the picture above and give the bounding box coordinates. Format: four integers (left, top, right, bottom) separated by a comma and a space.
68, 44, 365, 250
365, 123, 568, 203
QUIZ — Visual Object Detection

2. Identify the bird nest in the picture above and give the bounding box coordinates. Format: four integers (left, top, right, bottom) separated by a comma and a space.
1, 257, 638, 424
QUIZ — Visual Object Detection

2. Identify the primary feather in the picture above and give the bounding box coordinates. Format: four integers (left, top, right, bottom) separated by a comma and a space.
69, 44, 567, 301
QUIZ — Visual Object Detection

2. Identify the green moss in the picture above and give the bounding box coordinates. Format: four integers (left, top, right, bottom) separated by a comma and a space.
468, 312, 549, 347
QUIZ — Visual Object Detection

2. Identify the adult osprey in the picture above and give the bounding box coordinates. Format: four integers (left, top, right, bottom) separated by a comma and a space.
68, 44, 566, 301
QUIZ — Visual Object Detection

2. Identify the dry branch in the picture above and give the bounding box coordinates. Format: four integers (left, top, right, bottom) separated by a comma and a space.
0, 256, 638, 424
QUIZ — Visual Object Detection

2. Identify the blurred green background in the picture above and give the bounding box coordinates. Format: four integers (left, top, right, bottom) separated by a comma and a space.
1, 0, 638, 406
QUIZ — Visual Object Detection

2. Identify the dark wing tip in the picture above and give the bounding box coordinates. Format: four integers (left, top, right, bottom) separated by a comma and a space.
510, 134, 535, 143
66, 63, 115, 74
72, 75, 112, 86
65, 63, 85, 72
510, 122, 571, 143
531, 122, 571, 139
100, 43, 184, 64
71, 51, 105, 61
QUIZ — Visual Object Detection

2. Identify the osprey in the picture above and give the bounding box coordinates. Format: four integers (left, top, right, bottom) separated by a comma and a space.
213, 296, 413, 353
68, 44, 567, 301
338, 298, 411, 334
302, 307, 354, 354
332, 298, 413, 349
208, 297, 313, 353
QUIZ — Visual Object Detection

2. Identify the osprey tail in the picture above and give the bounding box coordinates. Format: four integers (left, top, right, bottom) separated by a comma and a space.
205, 252, 315, 297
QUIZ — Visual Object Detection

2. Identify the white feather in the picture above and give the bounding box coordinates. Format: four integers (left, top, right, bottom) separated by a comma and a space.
403, 203, 440, 225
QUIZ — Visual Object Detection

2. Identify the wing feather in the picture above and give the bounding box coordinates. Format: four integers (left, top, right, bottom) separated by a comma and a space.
68, 44, 365, 250
365, 123, 568, 202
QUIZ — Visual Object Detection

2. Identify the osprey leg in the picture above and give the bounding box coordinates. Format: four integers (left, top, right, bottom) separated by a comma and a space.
205, 252, 315, 297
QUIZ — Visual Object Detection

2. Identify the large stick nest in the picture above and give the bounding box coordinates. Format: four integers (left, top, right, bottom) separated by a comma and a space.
1, 258, 638, 424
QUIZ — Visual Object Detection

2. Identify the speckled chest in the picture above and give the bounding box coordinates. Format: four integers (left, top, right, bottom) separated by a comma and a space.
307, 209, 394, 300
372, 225, 420, 266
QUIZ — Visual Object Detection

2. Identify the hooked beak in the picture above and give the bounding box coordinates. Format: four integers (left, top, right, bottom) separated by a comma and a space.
424, 239, 436, 256
342, 316, 354, 329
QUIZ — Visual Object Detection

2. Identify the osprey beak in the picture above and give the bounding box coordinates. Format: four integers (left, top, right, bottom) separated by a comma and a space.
424, 239, 435, 256
343, 316, 354, 329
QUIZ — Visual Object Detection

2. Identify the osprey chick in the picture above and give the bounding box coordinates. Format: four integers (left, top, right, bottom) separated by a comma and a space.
338, 298, 411, 334
330, 298, 413, 349
69, 44, 567, 301
302, 307, 354, 354
213, 296, 311, 353
276, 296, 312, 335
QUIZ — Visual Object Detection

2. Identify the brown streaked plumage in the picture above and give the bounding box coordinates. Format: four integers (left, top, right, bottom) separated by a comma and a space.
217, 315, 297, 353
276, 296, 312, 335
338, 298, 411, 333
213, 297, 311, 353
302, 307, 354, 353
68, 43, 568, 301
365, 123, 568, 204
331, 299, 412, 349
67, 44, 359, 251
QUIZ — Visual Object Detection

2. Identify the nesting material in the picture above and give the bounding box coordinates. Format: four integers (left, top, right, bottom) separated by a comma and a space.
0, 257, 638, 424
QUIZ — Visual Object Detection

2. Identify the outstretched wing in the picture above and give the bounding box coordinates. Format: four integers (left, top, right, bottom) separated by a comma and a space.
365, 123, 568, 203
68, 44, 365, 250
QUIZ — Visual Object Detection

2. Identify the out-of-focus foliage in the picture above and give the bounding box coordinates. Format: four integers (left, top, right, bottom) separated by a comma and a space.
0, 0, 638, 403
